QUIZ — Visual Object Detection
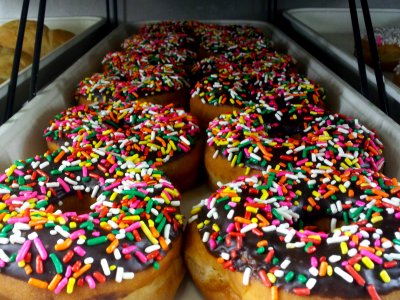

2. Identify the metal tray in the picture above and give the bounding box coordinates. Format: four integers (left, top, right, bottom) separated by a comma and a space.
282, 8, 400, 123
0, 16, 106, 120
1, 20, 400, 299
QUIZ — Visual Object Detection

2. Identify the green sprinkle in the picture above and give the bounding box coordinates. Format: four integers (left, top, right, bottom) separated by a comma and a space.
297, 274, 308, 284
87, 236, 108, 246
285, 271, 295, 282
50, 253, 63, 274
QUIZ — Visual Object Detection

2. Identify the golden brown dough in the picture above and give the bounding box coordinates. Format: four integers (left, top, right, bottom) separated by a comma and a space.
0, 20, 52, 57
0, 45, 32, 84
48, 29, 75, 49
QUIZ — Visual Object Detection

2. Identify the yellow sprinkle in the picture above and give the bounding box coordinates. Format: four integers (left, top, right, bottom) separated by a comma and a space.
354, 263, 361, 271
260, 189, 269, 200
169, 140, 177, 151
246, 207, 258, 214
109, 265, 117, 271
345, 158, 353, 166
212, 224, 220, 232
123, 216, 140, 221
231, 197, 241, 203
362, 257, 374, 269
340, 162, 349, 170
18, 260, 25, 268
376, 250, 383, 257
340, 242, 348, 255
204, 220, 210, 225
338, 184, 347, 193
0, 203, 6, 210
267, 273, 276, 284
251, 217, 258, 224
312, 191, 321, 198
140, 221, 158, 245
148, 219, 155, 228
57, 217, 66, 225
102, 129, 112, 136
295, 190, 302, 196
191, 207, 201, 215
67, 277, 76, 294
6, 165, 17, 177
160, 192, 171, 204
245, 167, 251, 175
230, 155, 238, 167
371, 216, 383, 223
69, 222, 77, 229
196, 223, 204, 229
110, 192, 118, 201
327, 265, 333, 276
380, 270, 391, 283
333, 175, 342, 182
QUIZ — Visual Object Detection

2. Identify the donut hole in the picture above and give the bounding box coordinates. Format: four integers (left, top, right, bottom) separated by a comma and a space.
52, 194, 96, 215
297, 217, 345, 233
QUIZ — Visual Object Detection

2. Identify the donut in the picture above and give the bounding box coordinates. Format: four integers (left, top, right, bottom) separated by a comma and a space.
205, 104, 384, 189
44, 100, 202, 191
0, 147, 185, 299
190, 70, 325, 129
185, 169, 400, 299
360, 27, 400, 72
191, 50, 296, 82
193, 24, 271, 59
75, 64, 190, 107
102, 49, 196, 76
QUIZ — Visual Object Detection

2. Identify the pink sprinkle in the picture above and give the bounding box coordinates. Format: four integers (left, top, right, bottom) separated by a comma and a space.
34, 237, 48, 260
104, 181, 120, 191
135, 251, 148, 263
360, 249, 383, 264
82, 166, 88, 178
395, 212, 400, 219
125, 222, 141, 232
226, 223, 235, 233
70, 229, 85, 240
122, 245, 137, 254
8, 217, 29, 224
16, 240, 32, 262
85, 275, 96, 289
65, 265, 72, 278
209, 239, 217, 250
0, 259, 5, 268
311, 256, 318, 267
296, 158, 308, 166
40, 185, 46, 195
0, 174, 7, 182
54, 277, 68, 294
57, 177, 70, 192
74, 246, 86, 257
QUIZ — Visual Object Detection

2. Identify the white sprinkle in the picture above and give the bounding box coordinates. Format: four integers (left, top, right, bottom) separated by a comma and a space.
84, 257, 94, 264
241, 223, 258, 233
39, 161, 49, 169
101, 258, 111, 276
54, 225, 70, 238
309, 266, 319, 277
328, 255, 342, 263
145, 245, 161, 253
202, 231, 210, 243
306, 278, 317, 290
220, 252, 230, 260
347, 248, 358, 257
327, 235, 349, 244
243, 267, 251, 285
280, 258, 291, 269
0, 238, 9, 245
334, 267, 353, 283
13, 223, 31, 231
114, 248, 122, 260
284, 228, 296, 243
115, 267, 124, 283
27, 232, 38, 240
262, 225, 277, 233
0, 249, 10, 262
122, 272, 135, 280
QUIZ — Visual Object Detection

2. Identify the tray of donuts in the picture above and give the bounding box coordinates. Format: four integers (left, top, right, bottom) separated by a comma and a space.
0, 16, 106, 119
0, 19, 399, 300
283, 8, 400, 124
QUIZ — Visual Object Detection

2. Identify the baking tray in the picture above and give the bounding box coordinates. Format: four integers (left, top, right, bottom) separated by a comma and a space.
0, 16, 107, 121
0, 20, 400, 299
282, 8, 400, 123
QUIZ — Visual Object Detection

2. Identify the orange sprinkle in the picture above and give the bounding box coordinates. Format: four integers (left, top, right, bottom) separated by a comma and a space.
28, 278, 48, 289
24, 264, 33, 275
54, 150, 65, 163
319, 261, 328, 276
234, 216, 252, 224
48, 274, 62, 291
257, 240, 268, 248
348, 189, 355, 198
72, 264, 91, 279
271, 286, 279, 300
159, 236, 169, 251
372, 188, 389, 198
54, 238, 73, 251
106, 239, 119, 254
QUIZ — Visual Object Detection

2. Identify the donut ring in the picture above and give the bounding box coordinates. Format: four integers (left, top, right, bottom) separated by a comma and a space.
44, 101, 201, 191
75, 64, 190, 107
205, 104, 384, 189
185, 169, 400, 299
0, 148, 185, 299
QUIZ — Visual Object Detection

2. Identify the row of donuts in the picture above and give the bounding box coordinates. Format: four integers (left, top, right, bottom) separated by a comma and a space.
154, 22, 400, 300
0, 22, 209, 299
